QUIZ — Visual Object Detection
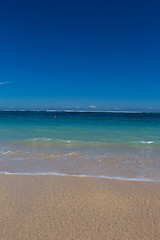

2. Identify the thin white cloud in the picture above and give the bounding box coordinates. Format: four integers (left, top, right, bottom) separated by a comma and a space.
0, 82, 11, 85
88, 105, 96, 109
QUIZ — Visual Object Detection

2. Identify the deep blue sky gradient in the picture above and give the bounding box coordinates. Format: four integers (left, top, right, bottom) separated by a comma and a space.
0, 0, 160, 110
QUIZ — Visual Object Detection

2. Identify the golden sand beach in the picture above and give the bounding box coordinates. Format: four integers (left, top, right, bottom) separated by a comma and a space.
0, 174, 160, 240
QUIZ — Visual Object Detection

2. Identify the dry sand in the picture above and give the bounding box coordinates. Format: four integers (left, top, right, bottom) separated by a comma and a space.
0, 174, 160, 240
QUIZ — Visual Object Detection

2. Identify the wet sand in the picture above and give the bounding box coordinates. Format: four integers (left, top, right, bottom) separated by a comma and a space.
0, 174, 160, 240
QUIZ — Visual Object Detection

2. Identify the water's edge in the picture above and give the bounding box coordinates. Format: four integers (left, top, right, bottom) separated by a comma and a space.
1, 171, 159, 182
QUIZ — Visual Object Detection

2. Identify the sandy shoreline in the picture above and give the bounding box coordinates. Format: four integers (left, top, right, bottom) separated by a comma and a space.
0, 174, 160, 240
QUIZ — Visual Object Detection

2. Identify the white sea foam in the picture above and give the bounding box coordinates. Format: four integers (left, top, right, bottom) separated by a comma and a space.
57, 139, 101, 144
0, 171, 158, 182
59, 139, 72, 143
0, 151, 17, 155
1, 110, 157, 113
131, 141, 154, 144
49, 152, 81, 158
31, 138, 52, 142
46, 110, 62, 112
140, 141, 154, 144
0, 150, 30, 155
45, 110, 143, 113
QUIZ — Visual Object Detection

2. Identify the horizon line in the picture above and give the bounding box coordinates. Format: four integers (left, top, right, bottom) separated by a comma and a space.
0, 109, 160, 113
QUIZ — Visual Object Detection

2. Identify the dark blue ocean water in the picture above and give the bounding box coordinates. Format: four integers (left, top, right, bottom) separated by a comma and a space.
0, 111, 160, 181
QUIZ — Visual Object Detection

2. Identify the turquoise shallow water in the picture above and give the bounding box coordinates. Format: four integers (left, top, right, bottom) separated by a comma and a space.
0, 111, 160, 181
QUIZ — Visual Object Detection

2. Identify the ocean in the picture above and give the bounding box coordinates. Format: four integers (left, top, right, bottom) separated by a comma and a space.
0, 111, 160, 181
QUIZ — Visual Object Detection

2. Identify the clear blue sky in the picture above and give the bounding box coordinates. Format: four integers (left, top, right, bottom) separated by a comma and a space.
0, 0, 160, 110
